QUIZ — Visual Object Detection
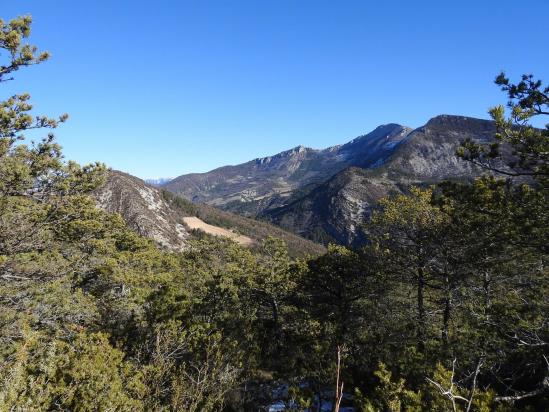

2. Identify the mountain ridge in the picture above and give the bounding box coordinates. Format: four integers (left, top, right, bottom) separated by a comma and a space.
262, 115, 496, 245
163, 123, 413, 214
163, 114, 497, 245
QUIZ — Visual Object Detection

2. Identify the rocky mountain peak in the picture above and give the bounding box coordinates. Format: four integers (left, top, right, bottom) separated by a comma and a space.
94, 170, 189, 250
424, 114, 494, 133
341, 123, 411, 149
255, 145, 314, 165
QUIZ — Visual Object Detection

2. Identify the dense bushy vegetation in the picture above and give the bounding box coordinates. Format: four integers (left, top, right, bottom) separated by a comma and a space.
0, 15, 547, 411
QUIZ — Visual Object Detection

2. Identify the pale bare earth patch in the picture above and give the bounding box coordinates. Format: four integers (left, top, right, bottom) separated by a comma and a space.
182, 216, 254, 246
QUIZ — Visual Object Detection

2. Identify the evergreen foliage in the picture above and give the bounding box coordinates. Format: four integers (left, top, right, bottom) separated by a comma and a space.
0, 15, 547, 411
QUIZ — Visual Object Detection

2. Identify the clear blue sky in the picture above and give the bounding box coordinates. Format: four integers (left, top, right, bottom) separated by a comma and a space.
3, 0, 548, 178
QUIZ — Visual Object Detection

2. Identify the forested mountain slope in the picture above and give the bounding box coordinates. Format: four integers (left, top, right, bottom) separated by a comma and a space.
94, 170, 325, 256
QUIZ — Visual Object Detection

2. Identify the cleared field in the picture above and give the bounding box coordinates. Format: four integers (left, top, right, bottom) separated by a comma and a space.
182, 216, 254, 246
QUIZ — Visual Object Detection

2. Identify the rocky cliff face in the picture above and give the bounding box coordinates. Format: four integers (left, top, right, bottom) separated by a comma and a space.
263, 167, 393, 245
94, 171, 189, 250
262, 115, 496, 245
386, 115, 495, 179
162, 124, 412, 215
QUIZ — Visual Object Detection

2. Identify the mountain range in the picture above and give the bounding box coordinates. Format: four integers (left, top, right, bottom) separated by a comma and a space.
144, 177, 173, 186
162, 115, 495, 245
163, 123, 412, 216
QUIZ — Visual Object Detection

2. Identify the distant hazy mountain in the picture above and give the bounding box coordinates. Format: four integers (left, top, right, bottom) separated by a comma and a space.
94, 170, 325, 256
163, 114, 497, 246
144, 177, 173, 186
163, 124, 412, 216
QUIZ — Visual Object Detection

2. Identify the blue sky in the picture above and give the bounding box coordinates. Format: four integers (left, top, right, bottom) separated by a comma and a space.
2, 1, 548, 178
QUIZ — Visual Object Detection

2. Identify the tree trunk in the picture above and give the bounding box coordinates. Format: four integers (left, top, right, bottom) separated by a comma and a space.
271, 297, 281, 352
442, 276, 451, 348
482, 272, 491, 316
271, 297, 279, 329
417, 266, 426, 353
